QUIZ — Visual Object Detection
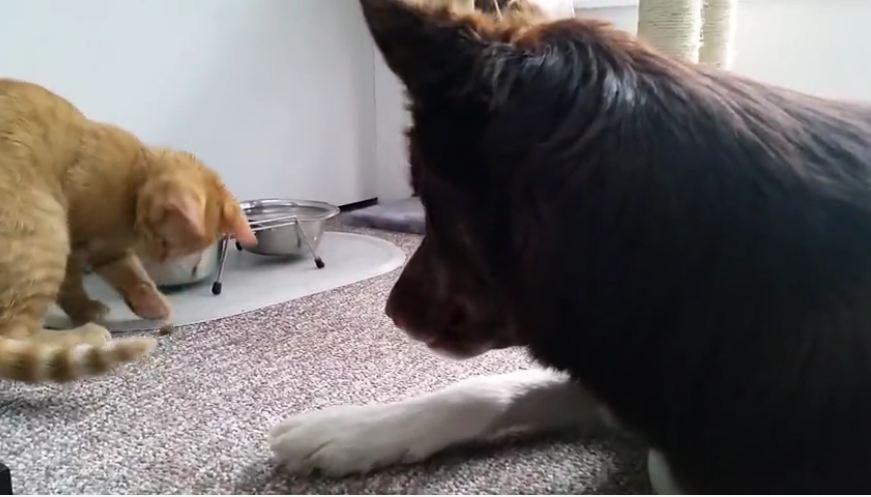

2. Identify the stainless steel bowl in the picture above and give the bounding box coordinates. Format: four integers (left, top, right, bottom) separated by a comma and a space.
144, 242, 220, 288
240, 198, 340, 256
144, 198, 340, 295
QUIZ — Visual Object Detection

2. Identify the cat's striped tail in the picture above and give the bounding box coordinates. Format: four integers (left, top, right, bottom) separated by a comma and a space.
0, 335, 156, 383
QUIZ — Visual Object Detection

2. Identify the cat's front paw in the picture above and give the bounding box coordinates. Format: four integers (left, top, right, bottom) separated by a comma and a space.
65, 298, 111, 325
124, 283, 172, 320
269, 403, 449, 476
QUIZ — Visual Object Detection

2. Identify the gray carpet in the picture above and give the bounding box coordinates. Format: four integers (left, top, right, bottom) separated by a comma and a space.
0, 224, 649, 494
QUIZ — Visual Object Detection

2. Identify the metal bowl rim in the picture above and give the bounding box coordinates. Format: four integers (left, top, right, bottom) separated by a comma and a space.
240, 198, 340, 223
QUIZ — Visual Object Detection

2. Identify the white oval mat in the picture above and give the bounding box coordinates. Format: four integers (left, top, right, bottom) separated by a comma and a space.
45, 232, 406, 332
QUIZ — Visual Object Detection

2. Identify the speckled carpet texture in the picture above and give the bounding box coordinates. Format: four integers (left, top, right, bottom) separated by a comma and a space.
0, 224, 649, 494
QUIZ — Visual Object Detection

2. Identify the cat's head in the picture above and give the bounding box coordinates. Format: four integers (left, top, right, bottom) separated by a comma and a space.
135, 148, 256, 262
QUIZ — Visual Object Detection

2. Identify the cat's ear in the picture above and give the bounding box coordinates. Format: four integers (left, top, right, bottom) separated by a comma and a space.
360, 0, 499, 98
221, 200, 257, 247
159, 191, 207, 244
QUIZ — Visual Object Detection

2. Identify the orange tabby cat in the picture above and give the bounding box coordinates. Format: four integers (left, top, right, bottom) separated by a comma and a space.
0, 78, 256, 383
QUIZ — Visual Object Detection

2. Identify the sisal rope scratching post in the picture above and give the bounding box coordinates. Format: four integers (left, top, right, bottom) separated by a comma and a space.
699, 0, 738, 68
637, 0, 703, 63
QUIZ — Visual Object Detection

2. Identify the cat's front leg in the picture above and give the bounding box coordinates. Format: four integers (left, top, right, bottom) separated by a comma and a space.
93, 250, 172, 321
57, 256, 110, 325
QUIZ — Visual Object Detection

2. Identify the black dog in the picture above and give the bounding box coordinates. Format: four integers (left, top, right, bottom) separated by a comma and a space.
272, 0, 871, 492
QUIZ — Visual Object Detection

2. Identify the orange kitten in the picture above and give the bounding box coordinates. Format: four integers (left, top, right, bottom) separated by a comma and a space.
0, 78, 256, 383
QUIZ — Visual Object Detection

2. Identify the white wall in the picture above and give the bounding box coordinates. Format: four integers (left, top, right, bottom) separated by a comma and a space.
731, 0, 871, 101
577, 0, 871, 100
374, 0, 871, 200
0, 0, 377, 206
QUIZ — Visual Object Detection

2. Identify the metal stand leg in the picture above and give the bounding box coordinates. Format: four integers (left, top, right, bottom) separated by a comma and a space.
0, 461, 12, 495
294, 223, 325, 269
211, 237, 230, 295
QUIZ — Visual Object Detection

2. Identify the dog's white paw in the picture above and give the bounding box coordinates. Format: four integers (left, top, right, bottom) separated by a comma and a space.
269, 370, 587, 477
269, 402, 454, 476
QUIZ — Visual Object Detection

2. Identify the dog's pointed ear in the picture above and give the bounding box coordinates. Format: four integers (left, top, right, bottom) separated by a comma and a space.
360, 0, 492, 97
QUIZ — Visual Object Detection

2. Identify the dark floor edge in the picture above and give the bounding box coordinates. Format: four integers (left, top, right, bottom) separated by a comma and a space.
339, 198, 379, 212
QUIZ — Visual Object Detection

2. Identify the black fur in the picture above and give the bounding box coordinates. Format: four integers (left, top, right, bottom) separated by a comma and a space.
364, 0, 871, 491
